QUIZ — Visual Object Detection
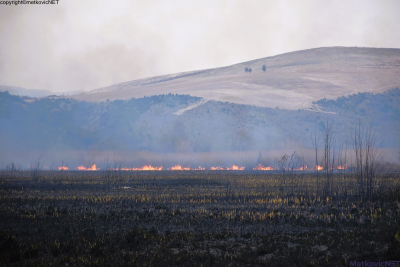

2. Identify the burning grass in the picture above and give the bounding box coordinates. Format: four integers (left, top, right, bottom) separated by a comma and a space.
0, 170, 399, 266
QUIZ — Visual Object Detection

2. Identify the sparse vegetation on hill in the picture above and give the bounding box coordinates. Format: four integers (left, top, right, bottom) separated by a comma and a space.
262, 65, 266, 72
316, 88, 400, 120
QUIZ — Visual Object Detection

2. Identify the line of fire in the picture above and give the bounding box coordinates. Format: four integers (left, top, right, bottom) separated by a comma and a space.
53, 164, 348, 171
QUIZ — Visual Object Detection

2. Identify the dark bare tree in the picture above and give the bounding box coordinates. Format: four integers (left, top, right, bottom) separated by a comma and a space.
287, 151, 300, 194
31, 157, 43, 181
322, 120, 334, 197
337, 141, 348, 197
353, 123, 380, 199
311, 130, 320, 195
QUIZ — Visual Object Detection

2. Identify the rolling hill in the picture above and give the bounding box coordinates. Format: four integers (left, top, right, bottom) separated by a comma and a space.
72, 47, 400, 110
1, 47, 399, 167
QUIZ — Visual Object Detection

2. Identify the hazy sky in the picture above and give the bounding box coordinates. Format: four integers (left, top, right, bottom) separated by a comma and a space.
0, 0, 399, 92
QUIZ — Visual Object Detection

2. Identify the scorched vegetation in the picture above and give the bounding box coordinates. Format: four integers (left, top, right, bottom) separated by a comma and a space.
0, 170, 399, 266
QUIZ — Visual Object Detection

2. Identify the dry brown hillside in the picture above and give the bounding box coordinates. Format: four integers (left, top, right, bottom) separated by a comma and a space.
72, 47, 400, 110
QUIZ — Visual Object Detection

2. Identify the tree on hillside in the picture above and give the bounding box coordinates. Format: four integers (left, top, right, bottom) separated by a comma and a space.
244, 67, 252, 73
262, 65, 266, 72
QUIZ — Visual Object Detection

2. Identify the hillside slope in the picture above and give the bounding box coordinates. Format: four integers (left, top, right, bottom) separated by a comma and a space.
1, 89, 399, 154
72, 47, 400, 110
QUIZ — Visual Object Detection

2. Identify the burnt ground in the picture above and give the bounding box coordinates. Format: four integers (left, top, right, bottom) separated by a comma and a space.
0, 170, 399, 266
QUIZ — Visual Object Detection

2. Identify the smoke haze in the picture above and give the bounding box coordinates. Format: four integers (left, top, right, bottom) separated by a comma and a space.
1, 0, 399, 92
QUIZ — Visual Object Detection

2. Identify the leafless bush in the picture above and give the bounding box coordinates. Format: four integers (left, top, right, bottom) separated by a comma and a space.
6, 162, 17, 172
30, 157, 43, 181
102, 157, 122, 189
287, 151, 301, 194
278, 153, 288, 186
103, 159, 113, 189
311, 130, 321, 195
353, 123, 380, 199
3, 162, 18, 179
322, 120, 335, 197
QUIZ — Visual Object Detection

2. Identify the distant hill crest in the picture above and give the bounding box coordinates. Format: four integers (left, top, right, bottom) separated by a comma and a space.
72, 46, 400, 110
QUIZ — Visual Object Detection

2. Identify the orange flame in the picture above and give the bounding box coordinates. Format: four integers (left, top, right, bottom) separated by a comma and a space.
192, 166, 205, 170
211, 166, 224, 170
132, 165, 163, 171
106, 166, 164, 171
58, 166, 69, 170
54, 163, 333, 171
169, 165, 191, 170
337, 164, 348, 170
77, 164, 99, 171
87, 164, 99, 171
253, 164, 276, 170
167, 165, 206, 170
227, 165, 243, 170
293, 165, 309, 171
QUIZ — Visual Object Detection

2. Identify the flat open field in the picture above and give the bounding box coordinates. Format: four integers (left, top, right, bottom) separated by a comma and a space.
0, 170, 399, 266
